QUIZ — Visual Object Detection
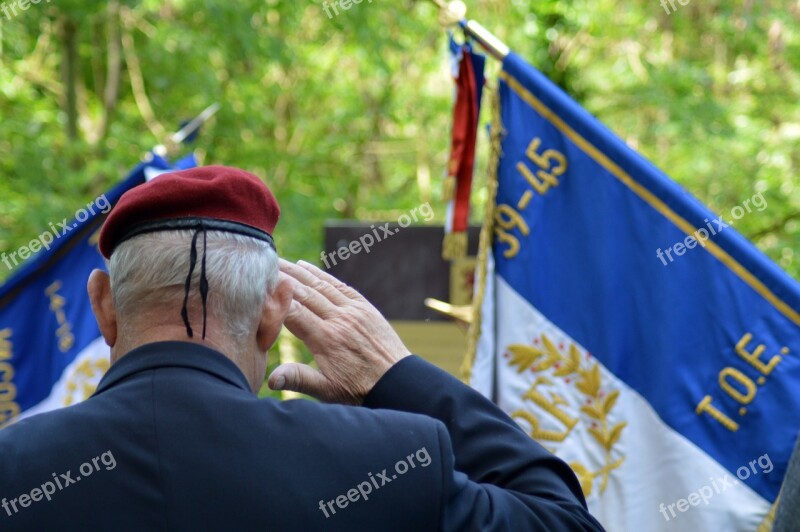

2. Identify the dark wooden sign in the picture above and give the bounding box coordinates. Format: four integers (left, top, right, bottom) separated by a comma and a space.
323, 223, 481, 321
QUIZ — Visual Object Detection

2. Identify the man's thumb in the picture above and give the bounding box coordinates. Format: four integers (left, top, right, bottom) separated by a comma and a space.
268, 363, 329, 399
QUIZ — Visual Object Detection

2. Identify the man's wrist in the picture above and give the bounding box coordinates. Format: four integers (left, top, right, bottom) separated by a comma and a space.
363, 355, 439, 409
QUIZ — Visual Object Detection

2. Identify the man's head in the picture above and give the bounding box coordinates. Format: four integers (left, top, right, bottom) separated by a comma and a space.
87, 166, 292, 392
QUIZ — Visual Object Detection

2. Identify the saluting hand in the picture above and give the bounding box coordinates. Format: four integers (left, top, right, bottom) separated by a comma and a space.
268, 259, 411, 405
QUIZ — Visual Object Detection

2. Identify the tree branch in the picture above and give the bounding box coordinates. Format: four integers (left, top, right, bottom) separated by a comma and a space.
120, 6, 166, 142
97, 0, 122, 142
750, 211, 800, 239
58, 16, 79, 141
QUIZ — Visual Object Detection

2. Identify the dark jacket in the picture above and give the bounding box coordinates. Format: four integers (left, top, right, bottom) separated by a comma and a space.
773, 433, 800, 532
0, 341, 603, 531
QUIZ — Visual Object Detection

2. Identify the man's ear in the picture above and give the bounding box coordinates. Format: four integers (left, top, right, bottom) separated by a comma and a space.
88, 269, 118, 347
256, 277, 293, 352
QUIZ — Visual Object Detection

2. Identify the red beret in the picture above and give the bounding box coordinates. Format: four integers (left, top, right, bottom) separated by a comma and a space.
99, 165, 280, 258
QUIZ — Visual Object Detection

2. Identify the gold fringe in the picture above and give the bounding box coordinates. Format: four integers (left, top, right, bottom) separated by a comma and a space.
756, 494, 779, 532
461, 84, 504, 384
442, 175, 457, 202
442, 231, 468, 260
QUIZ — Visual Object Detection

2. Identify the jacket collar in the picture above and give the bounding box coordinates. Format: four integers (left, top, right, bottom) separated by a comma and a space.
94, 341, 252, 395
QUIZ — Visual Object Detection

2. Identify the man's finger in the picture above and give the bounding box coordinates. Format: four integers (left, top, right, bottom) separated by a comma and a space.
280, 260, 351, 306
283, 299, 326, 345
268, 363, 330, 401
296, 260, 364, 302
286, 277, 338, 319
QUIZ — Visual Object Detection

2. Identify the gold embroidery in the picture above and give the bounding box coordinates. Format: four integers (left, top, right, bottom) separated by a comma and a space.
516, 190, 533, 210
697, 332, 789, 431
0, 329, 19, 428
736, 333, 782, 376
62, 356, 109, 407
88, 228, 101, 248
508, 334, 626, 496
718, 367, 756, 404
695, 395, 739, 432
45, 281, 75, 353
512, 376, 578, 442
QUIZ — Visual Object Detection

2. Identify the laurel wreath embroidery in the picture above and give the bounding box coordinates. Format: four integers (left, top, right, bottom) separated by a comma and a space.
507, 334, 626, 496
63, 356, 109, 407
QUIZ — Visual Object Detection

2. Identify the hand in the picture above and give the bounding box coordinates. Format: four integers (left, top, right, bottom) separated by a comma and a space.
268, 259, 412, 404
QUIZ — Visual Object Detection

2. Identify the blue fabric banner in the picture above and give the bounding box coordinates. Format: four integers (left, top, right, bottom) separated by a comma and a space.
0, 154, 193, 427
492, 51, 800, 503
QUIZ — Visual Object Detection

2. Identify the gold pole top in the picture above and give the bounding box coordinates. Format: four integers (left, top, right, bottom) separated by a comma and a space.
427, 0, 509, 60
436, 0, 467, 27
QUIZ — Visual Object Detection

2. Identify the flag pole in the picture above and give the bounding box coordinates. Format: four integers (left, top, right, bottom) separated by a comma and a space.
152, 103, 221, 157
425, 0, 507, 381
426, 0, 510, 61
170, 103, 221, 144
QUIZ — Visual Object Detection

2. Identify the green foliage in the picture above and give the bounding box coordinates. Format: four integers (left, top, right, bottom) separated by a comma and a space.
0, 0, 798, 283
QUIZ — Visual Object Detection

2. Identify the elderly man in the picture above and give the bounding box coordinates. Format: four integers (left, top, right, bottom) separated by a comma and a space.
0, 166, 603, 531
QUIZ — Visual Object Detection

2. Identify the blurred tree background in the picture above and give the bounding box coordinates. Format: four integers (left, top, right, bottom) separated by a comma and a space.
1, 0, 797, 398
0, 0, 798, 274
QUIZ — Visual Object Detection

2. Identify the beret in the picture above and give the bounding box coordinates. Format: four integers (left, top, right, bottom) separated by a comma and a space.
99, 165, 280, 258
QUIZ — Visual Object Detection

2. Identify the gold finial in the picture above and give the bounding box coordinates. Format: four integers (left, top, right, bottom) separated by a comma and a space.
438, 1, 467, 27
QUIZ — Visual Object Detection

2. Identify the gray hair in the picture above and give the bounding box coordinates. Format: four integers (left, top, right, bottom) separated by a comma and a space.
108, 230, 279, 349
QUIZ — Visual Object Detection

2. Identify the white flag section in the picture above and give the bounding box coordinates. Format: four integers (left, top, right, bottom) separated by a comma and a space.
470, 277, 771, 531
18, 338, 109, 421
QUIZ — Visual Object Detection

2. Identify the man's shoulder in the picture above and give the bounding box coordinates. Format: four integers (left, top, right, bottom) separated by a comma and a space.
0, 402, 89, 444
264, 396, 445, 443
0, 403, 102, 489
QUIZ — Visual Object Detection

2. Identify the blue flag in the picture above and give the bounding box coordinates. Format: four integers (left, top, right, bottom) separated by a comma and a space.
468, 52, 800, 530
0, 154, 195, 428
